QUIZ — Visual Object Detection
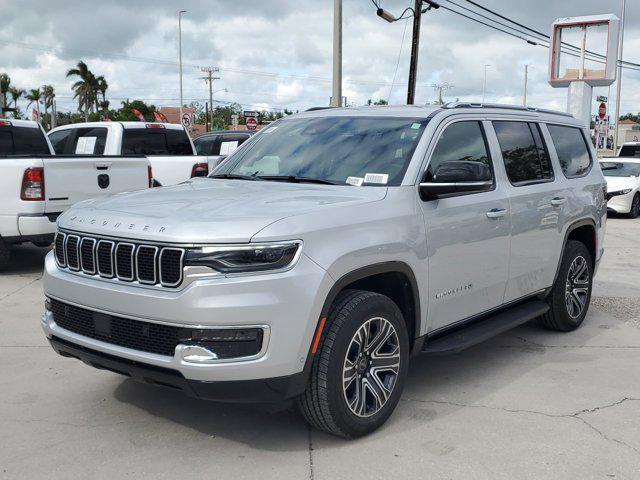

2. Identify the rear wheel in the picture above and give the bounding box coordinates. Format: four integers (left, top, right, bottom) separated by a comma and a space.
297, 290, 409, 438
541, 240, 593, 331
626, 193, 640, 219
0, 238, 10, 271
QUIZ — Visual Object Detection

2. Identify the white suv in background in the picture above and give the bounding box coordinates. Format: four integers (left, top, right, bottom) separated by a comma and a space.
600, 158, 640, 218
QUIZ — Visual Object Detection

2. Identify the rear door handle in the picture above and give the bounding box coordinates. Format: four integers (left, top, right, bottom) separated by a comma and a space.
551, 197, 567, 206
486, 208, 508, 218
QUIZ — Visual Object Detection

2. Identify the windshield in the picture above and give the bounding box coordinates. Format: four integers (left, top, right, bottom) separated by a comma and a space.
600, 161, 640, 177
214, 116, 429, 186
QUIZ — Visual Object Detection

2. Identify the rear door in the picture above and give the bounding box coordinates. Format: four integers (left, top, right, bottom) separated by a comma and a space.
43, 156, 149, 213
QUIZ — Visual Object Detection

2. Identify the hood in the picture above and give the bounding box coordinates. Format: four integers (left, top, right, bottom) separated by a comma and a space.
58, 178, 387, 243
604, 175, 638, 193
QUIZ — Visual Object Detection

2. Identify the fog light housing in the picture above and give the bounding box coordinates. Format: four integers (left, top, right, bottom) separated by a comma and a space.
179, 327, 265, 362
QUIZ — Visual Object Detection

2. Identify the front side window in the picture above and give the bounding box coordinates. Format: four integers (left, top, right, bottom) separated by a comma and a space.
425, 121, 493, 183
547, 125, 592, 177
218, 117, 428, 185
48, 129, 72, 154
494, 121, 553, 185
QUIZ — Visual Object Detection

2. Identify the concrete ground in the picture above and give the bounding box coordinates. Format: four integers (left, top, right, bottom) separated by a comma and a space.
1, 218, 639, 480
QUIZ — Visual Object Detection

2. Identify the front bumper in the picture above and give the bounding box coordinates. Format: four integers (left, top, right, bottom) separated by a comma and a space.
606, 190, 635, 214
42, 250, 333, 384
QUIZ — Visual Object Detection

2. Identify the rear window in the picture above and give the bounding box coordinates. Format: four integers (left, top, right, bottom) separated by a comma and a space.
121, 128, 192, 155
547, 125, 592, 178
0, 125, 50, 155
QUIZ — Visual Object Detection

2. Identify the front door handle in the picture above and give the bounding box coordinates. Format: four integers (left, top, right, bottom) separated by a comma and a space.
486, 208, 508, 218
551, 196, 567, 206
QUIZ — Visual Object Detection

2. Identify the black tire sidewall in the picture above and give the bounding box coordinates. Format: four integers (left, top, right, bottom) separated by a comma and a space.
323, 293, 409, 437
630, 194, 640, 218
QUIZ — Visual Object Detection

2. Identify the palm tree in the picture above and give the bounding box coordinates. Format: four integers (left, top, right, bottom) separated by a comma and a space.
8, 86, 25, 109
25, 88, 43, 120
66, 61, 95, 121
42, 85, 55, 129
0, 73, 10, 112
95, 76, 108, 103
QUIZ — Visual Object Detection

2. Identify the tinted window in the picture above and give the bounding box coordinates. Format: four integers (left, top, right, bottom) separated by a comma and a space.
48, 129, 72, 154
494, 121, 553, 185
121, 128, 193, 155
69, 127, 108, 155
194, 133, 251, 156
194, 136, 218, 155
0, 126, 50, 155
221, 117, 428, 186
600, 161, 640, 177
425, 121, 492, 182
547, 125, 592, 177
618, 144, 640, 157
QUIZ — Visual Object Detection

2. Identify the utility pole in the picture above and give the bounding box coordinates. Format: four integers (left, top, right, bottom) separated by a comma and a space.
331, 0, 342, 107
482, 64, 490, 103
407, 0, 423, 105
614, 0, 626, 154
522, 65, 528, 106
201, 67, 220, 132
178, 10, 187, 122
431, 83, 452, 105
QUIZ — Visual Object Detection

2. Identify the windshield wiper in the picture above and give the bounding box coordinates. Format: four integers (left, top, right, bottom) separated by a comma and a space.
209, 173, 264, 181
256, 175, 339, 185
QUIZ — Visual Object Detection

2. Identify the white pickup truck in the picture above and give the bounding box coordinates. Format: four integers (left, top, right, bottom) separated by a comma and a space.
48, 121, 219, 186
0, 119, 151, 269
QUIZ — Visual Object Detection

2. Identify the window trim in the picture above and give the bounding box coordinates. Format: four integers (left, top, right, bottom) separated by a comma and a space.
545, 123, 594, 179
493, 120, 555, 188
420, 119, 496, 198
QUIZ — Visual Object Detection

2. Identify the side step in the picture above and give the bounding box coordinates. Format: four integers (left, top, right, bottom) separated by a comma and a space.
421, 300, 549, 355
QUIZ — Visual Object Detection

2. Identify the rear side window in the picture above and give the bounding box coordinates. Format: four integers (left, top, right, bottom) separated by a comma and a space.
426, 121, 493, 183
493, 121, 553, 185
48, 129, 72, 154
69, 127, 108, 155
547, 125, 592, 177
193, 136, 217, 155
0, 126, 50, 155
121, 128, 193, 155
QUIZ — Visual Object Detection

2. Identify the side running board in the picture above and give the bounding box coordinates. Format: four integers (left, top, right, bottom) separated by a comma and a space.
421, 300, 549, 355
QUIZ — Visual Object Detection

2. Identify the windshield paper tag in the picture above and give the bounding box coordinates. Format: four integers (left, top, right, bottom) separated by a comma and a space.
411, 123, 422, 129
346, 176, 364, 186
364, 173, 389, 185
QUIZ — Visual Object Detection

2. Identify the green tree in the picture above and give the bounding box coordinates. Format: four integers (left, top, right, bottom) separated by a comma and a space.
25, 88, 43, 119
0, 73, 10, 112
67, 61, 97, 120
367, 99, 388, 106
115, 99, 156, 121
8, 86, 25, 109
42, 85, 55, 129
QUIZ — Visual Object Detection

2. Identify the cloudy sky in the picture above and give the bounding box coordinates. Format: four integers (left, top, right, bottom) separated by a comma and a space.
1, 0, 638, 117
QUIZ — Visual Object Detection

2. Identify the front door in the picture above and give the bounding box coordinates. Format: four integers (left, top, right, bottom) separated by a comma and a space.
420, 119, 511, 333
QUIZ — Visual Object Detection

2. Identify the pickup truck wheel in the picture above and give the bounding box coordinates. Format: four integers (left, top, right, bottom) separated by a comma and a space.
541, 240, 593, 332
626, 193, 640, 219
297, 290, 409, 438
0, 238, 10, 270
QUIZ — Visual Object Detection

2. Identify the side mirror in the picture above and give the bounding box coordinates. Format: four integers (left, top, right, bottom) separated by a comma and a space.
420, 160, 493, 199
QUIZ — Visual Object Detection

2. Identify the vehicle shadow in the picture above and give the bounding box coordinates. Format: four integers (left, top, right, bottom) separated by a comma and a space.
112, 313, 610, 449
2, 243, 49, 276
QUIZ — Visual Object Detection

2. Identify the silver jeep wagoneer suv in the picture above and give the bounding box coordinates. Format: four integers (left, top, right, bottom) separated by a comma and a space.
42, 104, 607, 437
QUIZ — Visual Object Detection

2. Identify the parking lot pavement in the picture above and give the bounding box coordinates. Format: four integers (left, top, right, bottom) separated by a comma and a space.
1, 219, 639, 480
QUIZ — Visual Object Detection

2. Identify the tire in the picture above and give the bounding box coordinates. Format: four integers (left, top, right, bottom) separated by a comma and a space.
0, 238, 10, 271
297, 290, 409, 438
541, 240, 593, 332
626, 193, 640, 219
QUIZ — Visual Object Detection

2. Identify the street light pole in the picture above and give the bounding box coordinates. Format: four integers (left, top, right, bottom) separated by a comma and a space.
178, 10, 186, 122
331, 0, 342, 107
482, 64, 490, 103
614, 0, 626, 154
523, 64, 529, 106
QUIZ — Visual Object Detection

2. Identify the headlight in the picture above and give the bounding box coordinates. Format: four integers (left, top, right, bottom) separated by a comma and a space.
620, 188, 632, 195
184, 241, 302, 273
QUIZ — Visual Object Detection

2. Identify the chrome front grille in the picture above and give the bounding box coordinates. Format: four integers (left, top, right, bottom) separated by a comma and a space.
54, 231, 185, 288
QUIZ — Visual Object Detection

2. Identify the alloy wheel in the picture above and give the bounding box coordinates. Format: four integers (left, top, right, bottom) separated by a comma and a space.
342, 317, 400, 417
564, 255, 590, 319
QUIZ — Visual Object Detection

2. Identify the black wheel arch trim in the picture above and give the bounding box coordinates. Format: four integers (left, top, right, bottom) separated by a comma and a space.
550, 217, 598, 289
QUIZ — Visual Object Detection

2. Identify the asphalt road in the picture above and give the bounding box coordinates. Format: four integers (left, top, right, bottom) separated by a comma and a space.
1, 217, 639, 479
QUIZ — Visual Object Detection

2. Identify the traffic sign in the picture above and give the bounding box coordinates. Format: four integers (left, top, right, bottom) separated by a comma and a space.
243, 110, 259, 118
597, 95, 608, 103
246, 117, 258, 131
598, 102, 607, 120
181, 113, 192, 129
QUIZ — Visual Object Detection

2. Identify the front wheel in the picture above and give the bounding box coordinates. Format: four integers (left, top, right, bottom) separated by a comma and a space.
541, 240, 593, 331
626, 193, 640, 219
297, 290, 409, 438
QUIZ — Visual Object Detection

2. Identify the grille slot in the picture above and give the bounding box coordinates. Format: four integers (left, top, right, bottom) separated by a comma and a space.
65, 235, 80, 271
97, 240, 114, 278
115, 243, 135, 281
54, 232, 66, 267
136, 246, 158, 284
54, 231, 185, 288
159, 248, 184, 287
80, 238, 96, 274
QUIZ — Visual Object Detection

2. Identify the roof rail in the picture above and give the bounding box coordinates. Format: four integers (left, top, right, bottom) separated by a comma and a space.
442, 102, 573, 118
305, 106, 336, 112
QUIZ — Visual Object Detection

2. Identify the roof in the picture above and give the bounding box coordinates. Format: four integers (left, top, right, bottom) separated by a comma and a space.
0, 119, 40, 128
49, 121, 185, 131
